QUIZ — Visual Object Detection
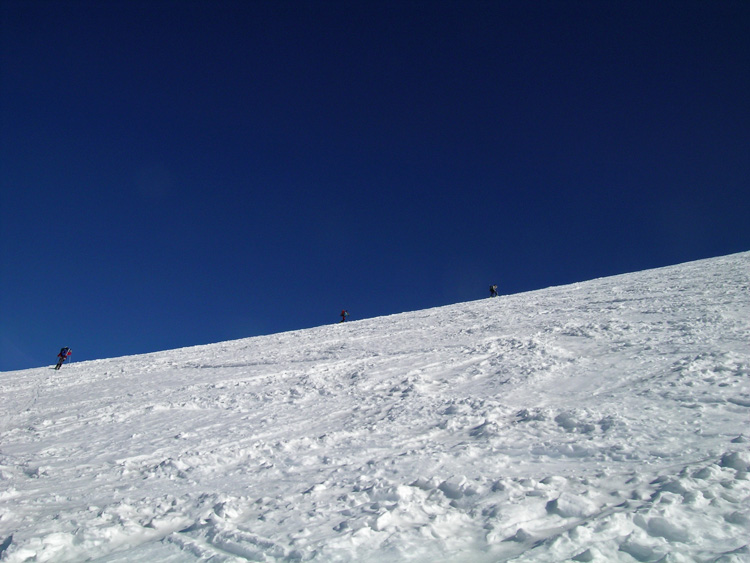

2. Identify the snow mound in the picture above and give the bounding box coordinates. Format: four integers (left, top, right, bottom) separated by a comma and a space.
1, 251, 749, 561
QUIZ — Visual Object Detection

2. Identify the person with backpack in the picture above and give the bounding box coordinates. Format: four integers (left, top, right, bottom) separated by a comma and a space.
55, 347, 72, 370
340, 310, 349, 323
489, 284, 498, 298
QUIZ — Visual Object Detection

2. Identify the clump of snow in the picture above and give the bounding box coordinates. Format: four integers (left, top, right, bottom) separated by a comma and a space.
0, 251, 749, 561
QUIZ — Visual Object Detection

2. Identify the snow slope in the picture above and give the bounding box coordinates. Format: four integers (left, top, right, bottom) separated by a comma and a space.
1, 252, 749, 562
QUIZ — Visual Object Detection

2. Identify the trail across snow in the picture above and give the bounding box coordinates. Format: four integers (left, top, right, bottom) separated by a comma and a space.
1, 252, 749, 562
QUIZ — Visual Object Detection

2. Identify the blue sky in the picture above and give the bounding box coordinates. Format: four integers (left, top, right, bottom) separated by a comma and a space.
2, 0, 749, 371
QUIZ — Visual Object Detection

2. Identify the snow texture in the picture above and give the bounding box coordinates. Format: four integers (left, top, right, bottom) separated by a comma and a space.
1, 252, 749, 562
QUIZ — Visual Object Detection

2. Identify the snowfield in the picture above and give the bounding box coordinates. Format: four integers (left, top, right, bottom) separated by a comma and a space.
1, 252, 749, 562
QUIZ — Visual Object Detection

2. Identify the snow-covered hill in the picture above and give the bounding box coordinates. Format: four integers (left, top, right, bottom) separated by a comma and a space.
1, 252, 749, 562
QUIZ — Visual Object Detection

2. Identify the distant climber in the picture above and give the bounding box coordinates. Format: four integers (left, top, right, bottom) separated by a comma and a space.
340, 310, 349, 323
55, 347, 72, 370
489, 284, 498, 298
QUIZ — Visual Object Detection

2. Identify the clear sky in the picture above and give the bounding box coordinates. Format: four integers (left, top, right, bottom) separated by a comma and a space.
1, 0, 749, 372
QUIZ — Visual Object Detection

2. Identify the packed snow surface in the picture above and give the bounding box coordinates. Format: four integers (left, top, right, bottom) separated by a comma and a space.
1, 252, 749, 562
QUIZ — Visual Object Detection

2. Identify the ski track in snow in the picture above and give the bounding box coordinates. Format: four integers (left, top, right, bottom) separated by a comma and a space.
1, 252, 749, 562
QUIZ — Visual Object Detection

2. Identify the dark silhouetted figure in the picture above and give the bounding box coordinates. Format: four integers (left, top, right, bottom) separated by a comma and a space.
55, 347, 72, 370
